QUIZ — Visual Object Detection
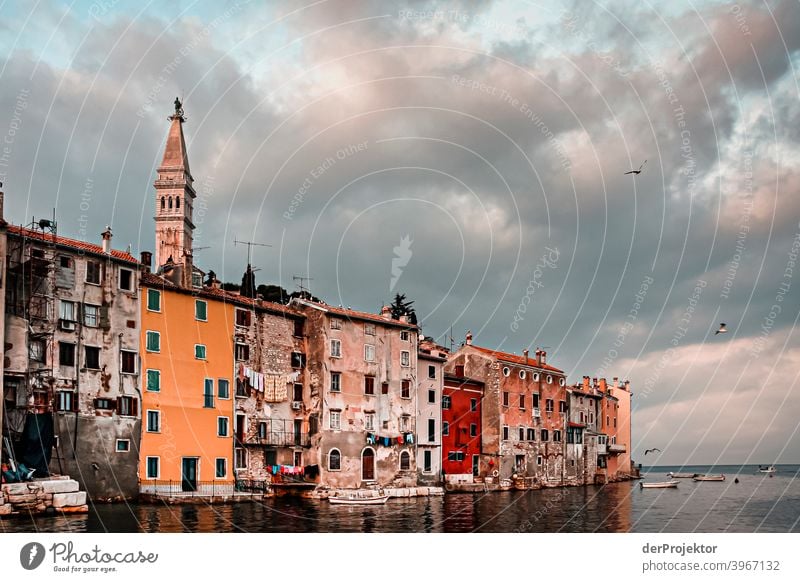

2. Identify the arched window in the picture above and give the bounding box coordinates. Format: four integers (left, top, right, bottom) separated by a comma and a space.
168, 197, 173, 209
400, 450, 410, 471
328, 448, 341, 471
175, 197, 180, 210
160, 197, 165, 210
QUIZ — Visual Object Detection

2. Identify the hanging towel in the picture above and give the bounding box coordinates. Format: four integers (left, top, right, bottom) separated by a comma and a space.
406, 433, 414, 444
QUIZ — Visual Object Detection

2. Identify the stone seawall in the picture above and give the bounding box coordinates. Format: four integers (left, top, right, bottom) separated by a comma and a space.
0, 477, 87, 516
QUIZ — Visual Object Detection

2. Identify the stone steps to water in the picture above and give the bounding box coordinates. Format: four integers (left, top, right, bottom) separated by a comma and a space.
0, 477, 88, 517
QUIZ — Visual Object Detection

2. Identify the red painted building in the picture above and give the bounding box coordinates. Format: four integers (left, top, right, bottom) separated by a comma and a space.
442, 374, 484, 479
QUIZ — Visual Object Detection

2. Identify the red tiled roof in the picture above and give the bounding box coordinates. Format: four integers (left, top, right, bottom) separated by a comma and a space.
6, 224, 139, 264
469, 345, 564, 373
308, 302, 418, 329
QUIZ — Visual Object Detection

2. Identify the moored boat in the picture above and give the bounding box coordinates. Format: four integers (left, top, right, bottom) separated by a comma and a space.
328, 493, 390, 505
640, 480, 679, 489
667, 472, 699, 478
758, 465, 776, 474
693, 474, 725, 482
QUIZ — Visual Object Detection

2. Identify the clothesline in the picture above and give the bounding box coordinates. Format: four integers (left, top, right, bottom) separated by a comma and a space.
365, 432, 415, 446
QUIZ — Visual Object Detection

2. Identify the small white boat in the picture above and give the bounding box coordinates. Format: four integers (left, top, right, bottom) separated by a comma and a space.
328, 493, 390, 505
693, 474, 725, 482
667, 472, 699, 478
640, 480, 679, 489
758, 465, 776, 474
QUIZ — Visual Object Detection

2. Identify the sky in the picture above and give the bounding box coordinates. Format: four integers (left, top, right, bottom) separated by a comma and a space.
0, 0, 798, 465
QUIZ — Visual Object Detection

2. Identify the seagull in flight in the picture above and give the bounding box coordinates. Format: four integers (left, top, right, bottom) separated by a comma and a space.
624, 159, 647, 175
715, 323, 728, 335
644, 448, 661, 455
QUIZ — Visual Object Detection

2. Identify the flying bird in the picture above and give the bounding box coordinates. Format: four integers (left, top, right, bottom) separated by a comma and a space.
644, 448, 661, 455
715, 323, 728, 335
624, 159, 647, 175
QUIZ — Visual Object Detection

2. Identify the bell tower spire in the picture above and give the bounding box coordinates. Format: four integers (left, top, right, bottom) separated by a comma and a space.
154, 97, 195, 287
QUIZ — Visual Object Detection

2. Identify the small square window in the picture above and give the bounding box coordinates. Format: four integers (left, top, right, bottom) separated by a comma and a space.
117, 396, 137, 417
400, 331, 409, 341
235, 343, 249, 362
84, 346, 100, 370
86, 260, 102, 284
59, 255, 72, 268
442, 395, 451, 409
364, 323, 376, 336
235, 308, 251, 327
145, 331, 160, 352
291, 352, 306, 369
116, 439, 130, 452
195, 344, 207, 360
330, 318, 342, 330
83, 304, 99, 327
59, 342, 76, 367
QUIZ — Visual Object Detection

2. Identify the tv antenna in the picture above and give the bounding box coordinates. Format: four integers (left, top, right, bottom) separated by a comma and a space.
234, 238, 272, 265
293, 275, 313, 296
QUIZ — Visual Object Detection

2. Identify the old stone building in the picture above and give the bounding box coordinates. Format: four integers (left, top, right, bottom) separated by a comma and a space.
416, 339, 447, 484
564, 380, 602, 485
295, 300, 418, 491
2, 220, 141, 500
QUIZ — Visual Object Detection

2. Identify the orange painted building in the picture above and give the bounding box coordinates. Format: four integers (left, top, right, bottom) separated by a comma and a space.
138, 272, 235, 495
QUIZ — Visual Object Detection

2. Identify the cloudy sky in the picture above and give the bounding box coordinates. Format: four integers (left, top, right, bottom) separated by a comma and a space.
1, 0, 798, 464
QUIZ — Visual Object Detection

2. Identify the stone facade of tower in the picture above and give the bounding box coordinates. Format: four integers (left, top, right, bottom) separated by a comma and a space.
154, 99, 195, 288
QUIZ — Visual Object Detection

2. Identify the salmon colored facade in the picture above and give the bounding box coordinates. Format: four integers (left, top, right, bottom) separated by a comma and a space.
138, 274, 235, 493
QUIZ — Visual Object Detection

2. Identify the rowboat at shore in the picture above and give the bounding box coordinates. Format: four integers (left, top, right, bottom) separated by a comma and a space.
693, 475, 725, 482
328, 494, 390, 505
640, 481, 679, 489
667, 472, 700, 478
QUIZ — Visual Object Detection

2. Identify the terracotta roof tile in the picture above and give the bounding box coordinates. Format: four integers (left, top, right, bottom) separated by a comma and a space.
7, 224, 139, 264
469, 345, 564, 373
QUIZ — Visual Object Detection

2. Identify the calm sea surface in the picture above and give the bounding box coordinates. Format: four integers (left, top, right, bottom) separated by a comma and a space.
3, 465, 798, 533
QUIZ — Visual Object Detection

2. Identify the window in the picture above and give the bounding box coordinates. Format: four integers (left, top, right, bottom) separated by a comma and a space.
400, 351, 410, 367
256, 422, 266, 440
330, 318, 342, 330
423, 450, 432, 473
330, 339, 342, 358
146, 457, 159, 479
532, 393, 540, 409
194, 344, 207, 360
400, 331, 409, 341
121, 351, 137, 374
364, 344, 375, 362
428, 389, 435, 404
84, 346, 100, 370
329, 449, 341, 471
117, 396, 136, 417
218, 379, 230, 399
291, 352, 306, 368
442, 395, 451, 409
235, 343, 249, 362
442, 421, 449, 436
83, 304, 99, 327
559, 400, 567, 413
545, 399, 554, 412
559, 377, 566, 387
145, 369, 160, 392
518, 427, 525, 441
86, 260, 101, 284
119, 268, 134, 291
146, 410, 160, 432
519, 394, 526, 409
217, 417, 229, 437
28, 339, 45, 363
364, 376, 375, 396
502, 366, 510, 377
59, 300, 76, 321
293, 319, 304, 337
614, 418, 617, 428
401, 379, 410, 399
364, 323, 376, 336
541, 429, 549, 442
401, 415, 410, 431
365, 413, 375, 431
428, 365, 436, 379
447, 451, 465, 462
147, 289, 161, 312
204, 379, 214, 408
145, 331, 160, 352
470, 398, 477, 412
502, 391, 509, 407
537, 456, 542, 466
553, 430, 562, 442
546, 374, 553, 384
400, 451, 411, 470
330, 372, 341, 392
519, 370, 526, 379
56, 391, 76, 412
527, 428, 536, 441
94, 398, 115, 410
235, 308, 251, 327
532, 372, 540, 381
215, 458, 227, 479
59, 255, 72, 268
235, 449, 246, 470
195, 300, 207, 321
580, 411, 584, 423
59, 342, 76, 366
116, 439, 130, 452
330, 410, 341, 430
502, 425, 509, 440
470, 423, 477, 437
428, 419, 435, 442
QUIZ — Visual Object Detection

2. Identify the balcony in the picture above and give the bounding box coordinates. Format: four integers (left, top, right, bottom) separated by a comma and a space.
247, 432, 310, 447
608, 443, 626, 454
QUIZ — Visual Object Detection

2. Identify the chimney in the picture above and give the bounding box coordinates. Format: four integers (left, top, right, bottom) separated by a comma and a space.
101, 226, 112, 254
465, 330, 473, 346
140, 251, 152, 272
381, 305, 392, 319
612, 377, 619, 388
582, 376, 590, 391
599, 378, 608, 392
624, 380, 630, 391
523, 349, 529, 364
535, 349, 542, 365
541, 350, 547, 365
